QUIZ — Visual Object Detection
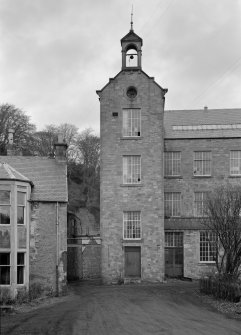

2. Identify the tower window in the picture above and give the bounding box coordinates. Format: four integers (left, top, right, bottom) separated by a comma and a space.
126, 47, 138, 67
123, 109, 141, 137
123, 156, 141, 184
123, 211, 141, 239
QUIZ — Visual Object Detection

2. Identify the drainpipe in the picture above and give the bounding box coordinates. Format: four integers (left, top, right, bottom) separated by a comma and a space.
56, 202, 59, 297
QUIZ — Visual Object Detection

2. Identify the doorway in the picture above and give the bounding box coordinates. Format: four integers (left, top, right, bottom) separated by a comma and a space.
124, 246, 141, 278
165, 232, 183, 277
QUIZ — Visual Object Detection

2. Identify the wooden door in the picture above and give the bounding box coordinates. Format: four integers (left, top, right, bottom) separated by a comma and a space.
125, 246, 141, 277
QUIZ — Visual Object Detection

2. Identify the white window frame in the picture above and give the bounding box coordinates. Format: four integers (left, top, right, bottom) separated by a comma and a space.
123, 156, 141, 184
123, 109, 141, 137
123, 211, 141, 240
193, 151, 212, 176
164, 152, 181, 176
230, 151, 241, 176
194, 192, 207, 217
164, 192, 181, 217
200, 231, 216, 263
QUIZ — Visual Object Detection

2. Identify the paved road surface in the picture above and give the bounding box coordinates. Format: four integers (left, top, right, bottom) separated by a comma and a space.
1, 280, 240, 335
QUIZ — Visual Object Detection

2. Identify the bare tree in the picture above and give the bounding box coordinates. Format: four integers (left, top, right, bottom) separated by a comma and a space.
0, 103, 36, 155
33, 123, 78, 157
75, 128, 100, 169
203, 184, 241, 279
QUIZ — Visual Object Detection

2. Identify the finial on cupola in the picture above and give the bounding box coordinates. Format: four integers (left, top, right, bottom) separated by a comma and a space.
130, 5, 134, 31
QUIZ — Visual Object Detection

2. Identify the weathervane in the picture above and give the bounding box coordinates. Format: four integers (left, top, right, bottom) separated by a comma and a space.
130, 5, 133, 31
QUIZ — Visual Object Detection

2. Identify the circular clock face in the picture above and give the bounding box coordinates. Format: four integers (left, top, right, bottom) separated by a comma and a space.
126, 87, 137, 99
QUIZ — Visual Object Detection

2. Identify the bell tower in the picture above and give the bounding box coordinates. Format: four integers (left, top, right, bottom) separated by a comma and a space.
97, 19, 167, 284
121, 13, 142, 70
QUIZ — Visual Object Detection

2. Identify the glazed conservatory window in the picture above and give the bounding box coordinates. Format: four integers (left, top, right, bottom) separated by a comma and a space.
0, 253, 10, 285
17, 192, 26, 225
200, 231, 216, 262
17, 253, 25, 284
123, 109, 141, 137
164, 152, 181, 176
0, 190, 10, 225
230, 151, 241, 175
123, 211, 141, 239
193, 151, 211, 176
123, 156, 141, 184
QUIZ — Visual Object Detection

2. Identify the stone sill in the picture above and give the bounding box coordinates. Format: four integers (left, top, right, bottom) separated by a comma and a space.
120, 136, 142, 140
120, 184, 143, 187
122, 239, 143, 244
164, 176, 183, 179
192, 175, 212, 178
198, 262, 215, 266
228, 175, 241, 178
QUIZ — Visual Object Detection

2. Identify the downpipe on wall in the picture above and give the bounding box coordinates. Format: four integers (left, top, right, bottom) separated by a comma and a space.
56, 202, 59, 297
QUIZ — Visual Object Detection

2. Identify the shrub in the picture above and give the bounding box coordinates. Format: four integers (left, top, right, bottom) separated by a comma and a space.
200, 275, 241, 302
0, 288, 14, 305
28, 282, 44, 300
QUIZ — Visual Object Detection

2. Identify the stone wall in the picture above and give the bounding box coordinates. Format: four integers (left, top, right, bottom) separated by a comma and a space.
30, 202, 67, 294
164, 138, 241, 278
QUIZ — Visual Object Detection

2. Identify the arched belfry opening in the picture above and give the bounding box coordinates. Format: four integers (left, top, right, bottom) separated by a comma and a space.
121, 29, 143, 70
126, 45, 138, 67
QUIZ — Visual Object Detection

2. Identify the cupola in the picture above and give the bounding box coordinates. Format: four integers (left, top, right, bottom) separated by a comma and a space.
121, 14, 143, 70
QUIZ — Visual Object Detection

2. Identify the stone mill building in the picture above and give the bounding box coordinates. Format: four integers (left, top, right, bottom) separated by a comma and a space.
97, 24, 241, 283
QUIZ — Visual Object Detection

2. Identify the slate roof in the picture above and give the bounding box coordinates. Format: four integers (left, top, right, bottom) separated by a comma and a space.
0, 163, 31, 184
164, 108, 241, 139
120, 30, 143, 45
0, 156, 67, 202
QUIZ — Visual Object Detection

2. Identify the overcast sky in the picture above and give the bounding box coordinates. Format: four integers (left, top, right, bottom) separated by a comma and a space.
1, 0, 241, 134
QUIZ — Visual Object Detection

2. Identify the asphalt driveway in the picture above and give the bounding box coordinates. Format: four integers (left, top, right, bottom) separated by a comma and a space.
1, 280, 240, 335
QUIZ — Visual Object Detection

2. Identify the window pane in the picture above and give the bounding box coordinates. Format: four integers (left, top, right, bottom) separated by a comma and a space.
123, 211, 141, 239
0, 191, 10, 204
0, 253, 10, 285
200, 231, 216, 262
194, 152, 211, 176
194, 192, 207, 217
123, 109, 140, 137
123, 156, 141, 184
17, 192, 25, 205
0, 267, 10, 284
230, 151, 241, 175
164, 193, 181, 217
17, 266, 24, 284
0, 206, 10, 224
17, 206, 24, 224
17, 253, 25, 265
0, 253, 10, 265
17, 253, 25, 284
164, 152, 181, 176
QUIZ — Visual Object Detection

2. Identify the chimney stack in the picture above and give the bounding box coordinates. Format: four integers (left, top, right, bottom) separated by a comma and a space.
54, 134, 67, 162
7, 129, 22, 156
